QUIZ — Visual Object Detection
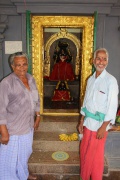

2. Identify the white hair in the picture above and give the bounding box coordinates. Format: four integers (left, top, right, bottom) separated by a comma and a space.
94, 48, 109, 60
9, 52, 29, 65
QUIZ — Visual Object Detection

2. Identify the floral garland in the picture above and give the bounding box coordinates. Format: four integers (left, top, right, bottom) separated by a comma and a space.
59, 133, 78, 141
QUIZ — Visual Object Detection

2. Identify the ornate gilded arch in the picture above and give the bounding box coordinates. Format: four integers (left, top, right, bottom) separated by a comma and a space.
44, 28, 81, 77
32, 16, 94, 115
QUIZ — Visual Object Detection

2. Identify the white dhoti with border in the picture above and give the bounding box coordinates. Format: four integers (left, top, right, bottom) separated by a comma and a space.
0, 129, 33, 180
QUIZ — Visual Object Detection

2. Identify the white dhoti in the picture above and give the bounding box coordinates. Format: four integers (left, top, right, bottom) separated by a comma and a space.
0, 129, 33, 180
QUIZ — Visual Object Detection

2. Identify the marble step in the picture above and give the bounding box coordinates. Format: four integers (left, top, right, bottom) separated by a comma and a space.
33, 131, 79, 152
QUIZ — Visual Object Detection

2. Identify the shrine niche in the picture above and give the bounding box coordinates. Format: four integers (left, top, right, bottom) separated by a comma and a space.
31, 16, 94, 115
44, 31, 81, 105
43, 28, 81, 79
47, 40, 75, 81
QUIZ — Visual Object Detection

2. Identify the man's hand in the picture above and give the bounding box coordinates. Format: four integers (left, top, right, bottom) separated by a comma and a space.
0, 125, 9, 145
96, 121, 110, 139
34, 117, 40, 131
96, 126, 106, 139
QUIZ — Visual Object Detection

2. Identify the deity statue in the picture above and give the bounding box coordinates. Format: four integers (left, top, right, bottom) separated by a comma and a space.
49, 41, 75, 81
52, 80, 70, 101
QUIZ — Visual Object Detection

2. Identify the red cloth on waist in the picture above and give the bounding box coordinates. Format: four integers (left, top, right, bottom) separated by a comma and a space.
80, 127, 108, 180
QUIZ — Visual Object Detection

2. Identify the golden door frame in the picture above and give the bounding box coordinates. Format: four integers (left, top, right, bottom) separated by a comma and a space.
32, 16, 94, 116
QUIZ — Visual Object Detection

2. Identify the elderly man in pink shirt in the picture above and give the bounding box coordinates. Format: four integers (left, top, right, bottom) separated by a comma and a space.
0, 52, 40, 180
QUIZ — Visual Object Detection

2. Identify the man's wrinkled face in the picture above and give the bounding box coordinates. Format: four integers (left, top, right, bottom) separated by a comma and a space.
11, 56, 28, 78
93, 51, 108, 72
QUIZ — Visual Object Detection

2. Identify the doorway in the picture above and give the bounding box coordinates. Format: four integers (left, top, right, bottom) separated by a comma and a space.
31, 16, 94, 115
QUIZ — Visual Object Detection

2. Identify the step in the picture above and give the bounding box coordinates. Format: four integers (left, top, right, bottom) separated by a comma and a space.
29, 115, 109, 179
43, 109, 79, 113
28, 151, 108, 179
39, 115, 79, 132
29, 151, 79, 173
41, 115, 80, 122
28, 150, 80, 179
33, 132, 79, 152
28, 174, 80, 180
39, 121, 78, 132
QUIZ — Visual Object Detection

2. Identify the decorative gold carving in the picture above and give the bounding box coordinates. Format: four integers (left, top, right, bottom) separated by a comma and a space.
32, 16, 94, 115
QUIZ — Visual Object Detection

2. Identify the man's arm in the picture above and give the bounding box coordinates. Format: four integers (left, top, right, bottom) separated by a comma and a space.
97, 77, 119, 139
104, 78, 118, 124
34, 112, 40, 130
0, 80, 10, 144
0, 125, 9, 144
78, 115, 85, 134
